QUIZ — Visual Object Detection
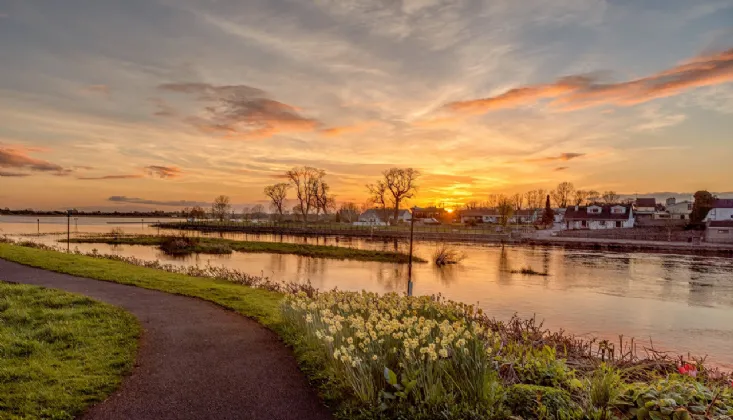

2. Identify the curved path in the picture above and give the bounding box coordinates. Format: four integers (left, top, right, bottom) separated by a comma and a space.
0, 259, 332, 420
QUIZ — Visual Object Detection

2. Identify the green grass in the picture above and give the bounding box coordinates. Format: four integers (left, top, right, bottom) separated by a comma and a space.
66, 235, 426, 263
0, 244, 284, 328
0, 281, 139, 419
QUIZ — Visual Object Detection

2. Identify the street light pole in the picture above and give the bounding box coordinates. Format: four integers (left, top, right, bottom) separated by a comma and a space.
66, 210, 71, 253
407, 207, 416, 297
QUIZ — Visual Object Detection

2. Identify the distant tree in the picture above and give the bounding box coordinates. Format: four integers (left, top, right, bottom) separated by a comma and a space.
251, 204, 265, 217
497, 195, 514, 226
366, 181, 389, 219
264, 183, 289, 220
690, 190, 716, 224
586, 190, 601, 204
211, 195, 231, 221
524, 191, 538, 210
338, 202, 360, 223
602, 191, 620, 204
486, 194, 500, 208
511, 193, 523, 211
313, 180, 335, 216
541, 194, 555, 226
286, 166, 325, 223
189, 206, 206, 220
551, 182, 575, 208
380, 168, 420, 224
464, 200, 480, 210
573, 190, 589, 206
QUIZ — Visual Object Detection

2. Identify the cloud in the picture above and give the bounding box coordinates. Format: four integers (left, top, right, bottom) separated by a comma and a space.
78, 174, 144, 180
83, 84, 111, 95
445, 48, 733, 113
319, 122, 374, 137
145, 165, 181, 178
108, 196, 210, 207
554, 167, 569, 171
526, 152, 586, 163
0, 171, 29, 177
0, 147, 68, 175
149, 98, 177, 117
158, 82, 319, 139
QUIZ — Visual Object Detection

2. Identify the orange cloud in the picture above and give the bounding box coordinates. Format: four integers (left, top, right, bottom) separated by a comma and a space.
446, 48, 733, 113
145, 165, 182, 179
554, 166, 569, 171
159, 82, 319, 139
526, 152, 586, 163
77, 174, 144, 180
319, 121, 375, 137
0, 146, 68, 175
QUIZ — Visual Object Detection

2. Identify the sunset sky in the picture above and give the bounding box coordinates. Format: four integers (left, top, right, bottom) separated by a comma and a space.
1, 0, 732, 211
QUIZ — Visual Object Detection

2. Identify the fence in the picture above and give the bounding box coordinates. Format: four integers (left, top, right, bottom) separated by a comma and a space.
556, 227, 703, 242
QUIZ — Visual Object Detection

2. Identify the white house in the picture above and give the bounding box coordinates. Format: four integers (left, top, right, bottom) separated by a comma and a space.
355, 208, 411, 226
563, 205, 634, 230
459, 209, 500, 224
704, 199, 733, 222
664, 198, 693, 220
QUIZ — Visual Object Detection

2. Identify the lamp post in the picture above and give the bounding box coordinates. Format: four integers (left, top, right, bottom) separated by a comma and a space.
66, 210, 72, 253
407, 207, 416, 297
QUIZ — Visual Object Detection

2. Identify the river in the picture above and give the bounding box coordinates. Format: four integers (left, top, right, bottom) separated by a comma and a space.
2, 215, 733, 368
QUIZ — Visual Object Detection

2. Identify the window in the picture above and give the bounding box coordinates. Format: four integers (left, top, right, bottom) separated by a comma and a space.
719, 230, 730, 234
616, 221, 622, 228
581, 220, 587, 228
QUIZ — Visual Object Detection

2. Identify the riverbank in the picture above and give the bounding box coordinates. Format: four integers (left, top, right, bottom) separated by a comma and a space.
526, 236, 733, 257
2, 243, 731, 419
0, 281, 139, 419
65, 235, 426, 263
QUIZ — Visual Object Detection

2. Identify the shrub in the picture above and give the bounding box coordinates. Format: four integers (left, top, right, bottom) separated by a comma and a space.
504, 384, 579, 419
433, 243, 466, 266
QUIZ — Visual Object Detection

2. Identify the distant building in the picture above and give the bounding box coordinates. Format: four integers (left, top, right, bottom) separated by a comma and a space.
356, 208, 411, 226
634, 198, 657, 222
664, 198, 693, 220
554, 208, 566, 224
412, 207, 447, 223
510, 209, 539, 224
705, 199, 733, 222
459, 209, 499, 224
705, 221, 733, 244
563, 205, 635, 230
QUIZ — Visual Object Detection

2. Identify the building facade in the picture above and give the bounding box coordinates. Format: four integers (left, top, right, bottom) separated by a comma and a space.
705, 221, 733, 244
563, 205, 635, 230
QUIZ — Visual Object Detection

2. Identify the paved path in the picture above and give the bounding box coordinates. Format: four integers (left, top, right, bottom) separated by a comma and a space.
0, 259, 332, 420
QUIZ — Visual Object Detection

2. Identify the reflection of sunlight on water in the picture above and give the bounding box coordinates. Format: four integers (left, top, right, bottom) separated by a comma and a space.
3, 215, 733, 369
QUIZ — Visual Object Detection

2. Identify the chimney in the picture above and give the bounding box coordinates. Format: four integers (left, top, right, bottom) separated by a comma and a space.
575, 205, 579, 211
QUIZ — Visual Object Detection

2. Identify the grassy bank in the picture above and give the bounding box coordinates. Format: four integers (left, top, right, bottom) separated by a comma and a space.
66, 235, 425, 263
0, 281, 139, 419
1, 243, 731, 419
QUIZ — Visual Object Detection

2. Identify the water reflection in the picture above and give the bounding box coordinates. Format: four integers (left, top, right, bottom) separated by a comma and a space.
3, 215, 733, 368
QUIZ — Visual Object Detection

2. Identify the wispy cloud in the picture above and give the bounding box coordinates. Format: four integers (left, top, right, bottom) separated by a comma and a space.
446, 48, 733, 113
158, 82, 319, 139
108, 196, 209, 207
554, 166, 569, 171
83, 84, 111, 96
0, 146, 69, 176
526, 152, 586, 163
145, 165, 181, 179
78, 174, 143, 180
0, 171, 29, 177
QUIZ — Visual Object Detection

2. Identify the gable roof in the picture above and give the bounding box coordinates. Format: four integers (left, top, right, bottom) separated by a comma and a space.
635, 198, 656, 208
712, 199, 733, 209
564, 205, 632, 221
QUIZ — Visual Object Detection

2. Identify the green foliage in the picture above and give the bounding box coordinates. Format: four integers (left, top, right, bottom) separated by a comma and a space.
508, 346, 575, 389
505, 384, 579, 419
690, 191, 716, 224
0, 282, 139, 419
614, 377, 733, 419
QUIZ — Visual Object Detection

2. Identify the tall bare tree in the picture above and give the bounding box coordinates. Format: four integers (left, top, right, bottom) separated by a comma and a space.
313, 180, 335, 216
486, 194, 500, 208
366, 181, 388, 219
524, 191, 538, 210
264, 183, 289, 220
551, 182, 575, 208
511, 193, 524, 211
497, 195, 514, 226
587, 190, 601, 205
602, 190, 620, 204
286, 166, 325, 223
211, 195, 231, 221
380, 168, 420, 224
573, 190, 589, 206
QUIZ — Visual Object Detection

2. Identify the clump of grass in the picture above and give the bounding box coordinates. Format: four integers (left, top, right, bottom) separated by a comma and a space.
510, 266, 549, 276
0, 281, 139, 419
433, 243, 466, 266
159, 235, 233, 255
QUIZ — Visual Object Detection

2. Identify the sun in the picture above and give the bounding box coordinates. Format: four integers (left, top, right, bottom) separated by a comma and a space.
445, 208, 454, 213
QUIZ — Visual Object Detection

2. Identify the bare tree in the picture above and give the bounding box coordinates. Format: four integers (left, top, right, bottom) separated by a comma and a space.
251, 204, 265, 217
380, 168, 420, 224
463, 200, 480, 210
338, 202, 360, 223
511, 193, 523, 211
486, 194, 500, 208
366, 181, 388, 219
534, 189, 547, 209
211, 195, 231, 221
573, 190, 589, 206
587, 190, 601, 205
286, 166, 325, 223
497, 195, 514, 226
524, 191, 538, 210
551, 182, 575, 208
313, 180, 335, 216
264, 183, 289, 220
602, 190, 620, 204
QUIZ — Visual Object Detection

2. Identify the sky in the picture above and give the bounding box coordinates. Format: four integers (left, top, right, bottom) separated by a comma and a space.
1, 0, 732, 211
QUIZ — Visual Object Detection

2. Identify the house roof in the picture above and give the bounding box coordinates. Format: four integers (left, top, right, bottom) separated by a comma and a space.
712, 199, 733, 209
635, 198, 656, 208
413, 206, 445, 212
708, 221, 733, 228
564, 205, 632, 221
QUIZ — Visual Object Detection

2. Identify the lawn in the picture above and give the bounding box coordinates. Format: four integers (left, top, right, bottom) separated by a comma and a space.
66, 235, 426, 263
0, 281, 139, 419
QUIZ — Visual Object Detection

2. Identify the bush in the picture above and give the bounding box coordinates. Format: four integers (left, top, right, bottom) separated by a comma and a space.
505, 384, 579, 419
159, 235, 200, 255
433, 243, 466, 266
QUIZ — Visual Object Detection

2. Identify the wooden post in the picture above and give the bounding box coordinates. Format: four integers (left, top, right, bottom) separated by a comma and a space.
407, 207, 415, 296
